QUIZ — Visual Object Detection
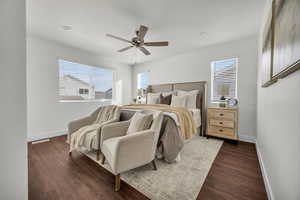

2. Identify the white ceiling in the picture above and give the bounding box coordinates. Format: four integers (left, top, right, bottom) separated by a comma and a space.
27, 0, 266, 65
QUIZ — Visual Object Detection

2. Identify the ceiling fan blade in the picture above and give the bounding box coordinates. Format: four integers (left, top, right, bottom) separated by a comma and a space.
138, 25, 148, 40
144, 41, 169, 46
139, 47, 151, 55
118, 46, 134, 52
106, 34, 132, 44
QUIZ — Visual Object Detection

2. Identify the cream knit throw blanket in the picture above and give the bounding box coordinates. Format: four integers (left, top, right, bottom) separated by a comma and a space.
121, 104, 197, 140
70, 105, 119, 152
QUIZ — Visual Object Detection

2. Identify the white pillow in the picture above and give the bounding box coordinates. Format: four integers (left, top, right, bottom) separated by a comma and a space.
127, 112, 153, 134
177, 90, 199, 109
147, 93, 160, 104
171, 95, 187, 108
161, 91, 175, 97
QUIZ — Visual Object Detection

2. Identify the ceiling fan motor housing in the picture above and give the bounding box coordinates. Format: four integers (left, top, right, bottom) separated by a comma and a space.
132, 37, 143, 47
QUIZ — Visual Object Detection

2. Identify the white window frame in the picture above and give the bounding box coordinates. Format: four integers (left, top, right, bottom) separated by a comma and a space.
210, 58, 238, 103
136, 71, 149, 104
58, 59, 116, 103
137, 71, 150, 90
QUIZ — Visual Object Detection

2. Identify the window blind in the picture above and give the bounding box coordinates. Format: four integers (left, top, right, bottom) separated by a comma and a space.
211, 58, 238, 101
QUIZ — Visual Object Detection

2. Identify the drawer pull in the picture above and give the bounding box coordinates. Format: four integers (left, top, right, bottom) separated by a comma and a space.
219, 129, 223, 132
219, 113, 224, 116
219, 122, 223, 124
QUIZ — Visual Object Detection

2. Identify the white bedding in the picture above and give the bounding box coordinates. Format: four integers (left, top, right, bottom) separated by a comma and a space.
190, 108, 202, 128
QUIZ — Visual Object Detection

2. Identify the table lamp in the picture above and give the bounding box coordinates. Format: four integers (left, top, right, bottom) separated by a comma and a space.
218, 83, 230, 107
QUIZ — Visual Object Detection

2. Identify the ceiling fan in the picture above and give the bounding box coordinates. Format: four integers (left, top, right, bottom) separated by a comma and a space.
106, 25, 169, 56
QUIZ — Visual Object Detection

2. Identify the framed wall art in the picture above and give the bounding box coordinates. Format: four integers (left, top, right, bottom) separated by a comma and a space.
261, 0, 300, 87
272, 0, 300, 79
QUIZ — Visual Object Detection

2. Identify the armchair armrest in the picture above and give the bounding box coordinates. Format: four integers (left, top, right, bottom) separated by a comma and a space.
113, 130, 155, 173
100, 120, 130, 148
67, 116, 95, 143
95, 117, 120, 148
68, 116, 95, 134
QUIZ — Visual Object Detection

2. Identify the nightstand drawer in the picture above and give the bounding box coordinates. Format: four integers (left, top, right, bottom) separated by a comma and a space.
209, 109, 235, 120
210, 119, 234, 128
208, 126, 235, 137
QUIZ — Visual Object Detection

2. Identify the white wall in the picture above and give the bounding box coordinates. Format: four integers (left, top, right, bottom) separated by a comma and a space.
133, 37, 258, 141
256, 0, 300, 199
27, 35, 132, 140
0, 0, 28, 199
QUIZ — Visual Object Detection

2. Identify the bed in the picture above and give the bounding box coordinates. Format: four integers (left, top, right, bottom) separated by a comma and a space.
121, 81, 207, 162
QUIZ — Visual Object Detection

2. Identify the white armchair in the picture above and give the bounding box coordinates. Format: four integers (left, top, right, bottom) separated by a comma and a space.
101, 110, 163, 191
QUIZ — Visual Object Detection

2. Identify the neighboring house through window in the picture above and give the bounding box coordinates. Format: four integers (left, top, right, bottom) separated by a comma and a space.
79, 88, 89, 95
59, 60, 114, 101
211, 58, 238, 102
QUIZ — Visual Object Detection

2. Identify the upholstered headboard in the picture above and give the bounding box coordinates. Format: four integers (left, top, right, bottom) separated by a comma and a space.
147, 81, 207, 136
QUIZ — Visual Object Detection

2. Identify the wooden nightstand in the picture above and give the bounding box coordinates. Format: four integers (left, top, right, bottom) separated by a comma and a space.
207, 107, 239, 140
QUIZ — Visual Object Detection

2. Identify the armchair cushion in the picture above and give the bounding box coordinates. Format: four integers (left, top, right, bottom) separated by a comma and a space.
127, 112, 153, 135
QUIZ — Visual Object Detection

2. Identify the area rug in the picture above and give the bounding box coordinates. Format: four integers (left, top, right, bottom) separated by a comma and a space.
82, 136, 223, 200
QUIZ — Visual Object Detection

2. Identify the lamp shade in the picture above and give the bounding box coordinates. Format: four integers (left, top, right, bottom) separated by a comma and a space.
137, 88, 146, 97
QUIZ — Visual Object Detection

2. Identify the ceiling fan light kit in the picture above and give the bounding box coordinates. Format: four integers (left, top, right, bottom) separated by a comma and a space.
106, 25, 169, 56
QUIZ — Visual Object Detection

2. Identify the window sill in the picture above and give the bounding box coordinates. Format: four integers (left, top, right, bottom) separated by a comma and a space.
211, 100, 226, 103
211, 99, 239, 104
59, 99, 113, 103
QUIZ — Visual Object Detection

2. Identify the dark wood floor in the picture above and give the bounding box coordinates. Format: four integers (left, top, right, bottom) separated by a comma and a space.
28, 136, 267, 200
198, 140, 267, 200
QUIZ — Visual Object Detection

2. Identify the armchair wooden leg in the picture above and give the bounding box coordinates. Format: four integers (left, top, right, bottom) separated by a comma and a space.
101, 155, 106, 165
97, 149, 100, 161
69, 151, 72, 156
152, 160, 157, 171
115, 174, 121, 192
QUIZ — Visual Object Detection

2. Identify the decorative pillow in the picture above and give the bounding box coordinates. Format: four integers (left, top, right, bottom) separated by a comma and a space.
159, 94, 172, 105
177, 90, 199, 109
171, 95, 187, 108
147, 93, 161, 104
161, 91, 175, 97
127, 112, 153, 134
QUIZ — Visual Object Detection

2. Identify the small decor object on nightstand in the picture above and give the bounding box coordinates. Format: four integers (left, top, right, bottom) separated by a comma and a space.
137, 88, 147, 104
137, 96, 142, 104
207, 107, 239, 141
227, 98, 238, 106
132, 98, 137, 104
218, 83, 230, 107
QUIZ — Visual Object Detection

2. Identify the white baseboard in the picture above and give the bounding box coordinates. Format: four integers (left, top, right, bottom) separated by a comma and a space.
239, 134, 256, 143
256, 142, 274, 200
27, 130, 67, 142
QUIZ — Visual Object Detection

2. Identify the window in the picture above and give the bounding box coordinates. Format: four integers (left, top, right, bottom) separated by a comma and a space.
137, 72, 149, 96
79, 88, 89, 95
211, 58, 238, 102
59, 60, 114, 101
